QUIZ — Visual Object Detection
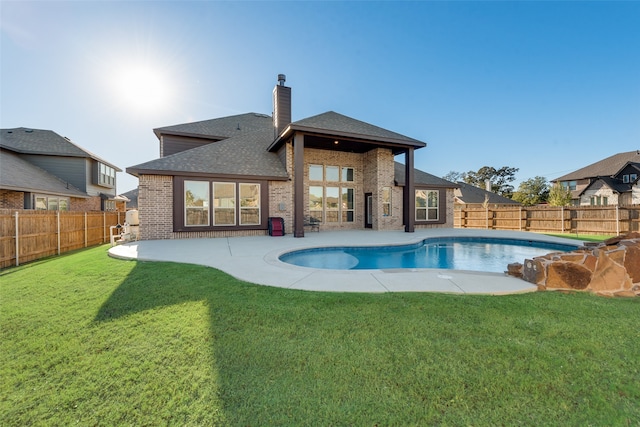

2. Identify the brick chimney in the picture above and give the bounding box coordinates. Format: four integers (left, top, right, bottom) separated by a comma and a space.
273, 74, 291, 139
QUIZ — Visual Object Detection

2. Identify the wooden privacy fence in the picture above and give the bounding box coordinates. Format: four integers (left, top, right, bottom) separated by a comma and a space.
455, 205, 640, 235
0, 210, 124, 269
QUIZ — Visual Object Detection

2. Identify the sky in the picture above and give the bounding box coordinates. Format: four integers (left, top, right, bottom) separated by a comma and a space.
1, 1, 639, 194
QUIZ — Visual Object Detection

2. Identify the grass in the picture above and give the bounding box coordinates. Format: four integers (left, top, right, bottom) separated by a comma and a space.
1, 245, 639, 426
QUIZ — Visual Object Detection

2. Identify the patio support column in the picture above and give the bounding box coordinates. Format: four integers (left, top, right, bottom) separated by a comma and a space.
293, 132, 305, 237
404, 148, 415, 232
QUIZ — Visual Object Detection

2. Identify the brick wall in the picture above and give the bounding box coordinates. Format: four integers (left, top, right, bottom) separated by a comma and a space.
363, 148, 403, 230
304, 147, 365, 231
269, 143, 294, 232
0, 190, 103, 211
71, 196, 102, 211
139, 174, 173, 240
0, 190, 23, 209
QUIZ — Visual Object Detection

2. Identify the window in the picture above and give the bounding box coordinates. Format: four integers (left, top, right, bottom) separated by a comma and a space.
342, 167, 354, 182
98, 163, 116, 187
309, 186, 323, 220
326, 166, 339, 182
181, 179, 262, 229
623, 175, 630, 183
104, 200, 116, 211
309, 165, 355, 183
309, 164, 323, 181
341, 188, 354, 222
213, 182, 235, 225
325, 187, 339, 222
562, 181, 577, 191
308, 165, 355, 223
35, 195, 69, 211
416, 189, 439, 221
603, 196, 608, 206
185, 181, 210, 226
631, 174, 638, 182
382, 187, 391, 216
309, 186, 355, 223
239, 183, 260, 225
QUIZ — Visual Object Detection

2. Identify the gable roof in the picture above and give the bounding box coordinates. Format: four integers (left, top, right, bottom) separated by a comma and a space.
153, 113, 273, 140
133, 110, 429, 180
582, 176, 635, 195
0, 148, 88, 197
128, 127, 289, 180
269, 111, 426, 152
0, 127, 120, 170
453, 181, 521, 205
394, 162, 458, 188
554, 150, 640, 182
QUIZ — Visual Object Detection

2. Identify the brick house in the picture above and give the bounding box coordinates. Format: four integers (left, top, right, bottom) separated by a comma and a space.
127, 75, 457, 240
0, 128, 122, 211
553, 150, 640, 206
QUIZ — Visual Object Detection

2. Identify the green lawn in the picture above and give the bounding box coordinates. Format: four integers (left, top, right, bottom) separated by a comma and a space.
1, 245, 639, 426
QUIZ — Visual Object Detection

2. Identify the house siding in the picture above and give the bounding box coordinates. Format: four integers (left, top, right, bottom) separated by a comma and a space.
23, 155, 87, 192
161, 134, 218, 158
86, 159, 117, 198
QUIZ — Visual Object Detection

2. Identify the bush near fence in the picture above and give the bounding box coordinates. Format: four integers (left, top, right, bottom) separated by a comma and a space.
0, 209, 125, 268
455, 205, 640, 235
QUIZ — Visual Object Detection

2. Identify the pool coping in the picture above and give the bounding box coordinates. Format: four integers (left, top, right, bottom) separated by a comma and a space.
108, 228, 583, 294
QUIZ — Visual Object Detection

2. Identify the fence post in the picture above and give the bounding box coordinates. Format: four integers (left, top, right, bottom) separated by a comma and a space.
616, 206, 620, 236
519, 207, 522, 231
561, 206, 564, 234
103, 212, 106, 243
14, 211, 19, 267
485, 207, 489, 229
57, 211, 61, 256
84, 212, 88, 248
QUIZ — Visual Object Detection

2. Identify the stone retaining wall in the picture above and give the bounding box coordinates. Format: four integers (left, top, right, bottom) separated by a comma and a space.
508, 233, 640, 297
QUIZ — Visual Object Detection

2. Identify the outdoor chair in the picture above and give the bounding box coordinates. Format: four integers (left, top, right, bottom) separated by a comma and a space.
304, 216, 320, 232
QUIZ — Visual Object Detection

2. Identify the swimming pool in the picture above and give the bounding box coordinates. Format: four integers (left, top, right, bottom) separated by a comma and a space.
279, 237, 578, 273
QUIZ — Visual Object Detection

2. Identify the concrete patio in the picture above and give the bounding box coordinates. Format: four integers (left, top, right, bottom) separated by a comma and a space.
108, 228, 581, 295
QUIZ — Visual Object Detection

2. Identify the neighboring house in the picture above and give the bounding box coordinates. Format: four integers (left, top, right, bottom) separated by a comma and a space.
553, 150, 640, 206
0, 128, 122, 211
127, 75, 458, 240
118, 188, 139, 209
453, 181, 521, 207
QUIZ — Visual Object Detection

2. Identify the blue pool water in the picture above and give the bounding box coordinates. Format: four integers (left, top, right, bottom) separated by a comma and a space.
279, 237, 578, 273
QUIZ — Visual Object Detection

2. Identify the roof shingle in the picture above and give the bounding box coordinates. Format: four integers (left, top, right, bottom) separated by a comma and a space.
555, 150, 640, 181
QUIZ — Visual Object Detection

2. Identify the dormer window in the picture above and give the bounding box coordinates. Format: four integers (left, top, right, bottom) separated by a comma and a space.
631, 174, 638, 182
623, 174, 630, 183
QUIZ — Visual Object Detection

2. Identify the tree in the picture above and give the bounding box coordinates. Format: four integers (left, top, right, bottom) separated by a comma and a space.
547, 182, 573, 206
442, 171, 464, 183
512, 176, 550, 206
463, 166, 519, 197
